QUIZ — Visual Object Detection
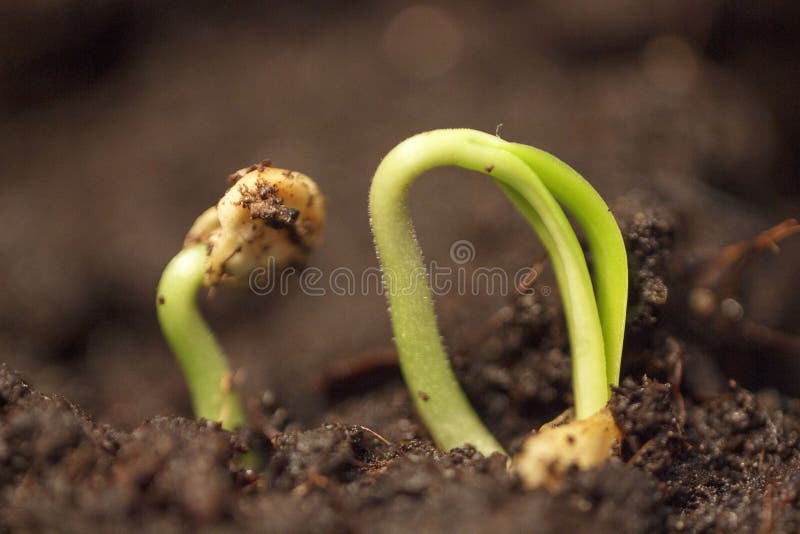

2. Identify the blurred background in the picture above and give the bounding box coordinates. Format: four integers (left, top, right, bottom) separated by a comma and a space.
1, 0, 797, 428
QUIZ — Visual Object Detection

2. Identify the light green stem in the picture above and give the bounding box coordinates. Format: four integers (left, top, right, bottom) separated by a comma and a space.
369, 129, 613, 455
156, 244, 247, 430
503, 143, 627, 386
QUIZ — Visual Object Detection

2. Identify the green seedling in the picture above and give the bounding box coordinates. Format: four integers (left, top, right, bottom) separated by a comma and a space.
369, 129, 627, 456
157, 162, 325, 430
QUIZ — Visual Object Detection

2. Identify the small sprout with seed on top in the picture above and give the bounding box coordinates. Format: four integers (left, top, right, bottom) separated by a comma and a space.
157, 162, 325, 431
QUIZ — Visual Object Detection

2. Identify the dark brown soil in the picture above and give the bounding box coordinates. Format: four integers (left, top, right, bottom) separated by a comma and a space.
3, 352, 798, 532
2, 2, 799, 533
2, 200, 799, 533
0, 364, 662, 534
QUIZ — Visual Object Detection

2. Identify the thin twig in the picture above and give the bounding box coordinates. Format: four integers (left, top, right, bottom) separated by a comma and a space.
358, 425, 393, 447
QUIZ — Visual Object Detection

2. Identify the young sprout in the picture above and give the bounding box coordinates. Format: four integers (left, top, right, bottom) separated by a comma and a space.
157, 162, 324, 430
369, 129, 627, 456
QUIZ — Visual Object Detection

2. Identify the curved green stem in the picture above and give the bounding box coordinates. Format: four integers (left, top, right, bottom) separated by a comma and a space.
156, 243, 246, 430
369, 129, 615, 454
503, 143, 627, 386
